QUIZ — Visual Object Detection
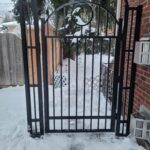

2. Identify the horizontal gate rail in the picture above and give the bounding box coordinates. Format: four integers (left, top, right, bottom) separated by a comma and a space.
48, 116, 114, 119
45, 36, 118, 38
45, 129, 113, 133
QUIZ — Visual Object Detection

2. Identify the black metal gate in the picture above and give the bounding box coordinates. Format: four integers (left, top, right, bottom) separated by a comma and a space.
19, 0, 142, 137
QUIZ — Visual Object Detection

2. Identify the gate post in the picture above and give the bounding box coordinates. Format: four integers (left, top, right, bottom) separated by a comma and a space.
41, 18, 49, 133
126, 5, 143, 135
111, 18, 123, 131
30, 0, 44, 136
116, 4, 143, 136
20, 0, 44, 136
116, 4, 129, 136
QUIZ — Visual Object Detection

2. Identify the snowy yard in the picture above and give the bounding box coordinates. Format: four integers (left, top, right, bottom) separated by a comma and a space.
0, 86, 145, 150
0, 53, 145, 150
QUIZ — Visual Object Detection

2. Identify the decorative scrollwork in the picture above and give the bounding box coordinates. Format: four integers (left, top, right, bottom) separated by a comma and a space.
71, 4, 94, 26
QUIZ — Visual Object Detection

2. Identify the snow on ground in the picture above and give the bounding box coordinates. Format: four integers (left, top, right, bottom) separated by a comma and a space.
0, 53, 145, 150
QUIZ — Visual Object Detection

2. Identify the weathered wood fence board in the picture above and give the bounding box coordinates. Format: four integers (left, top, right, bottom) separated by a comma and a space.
0, 25, 61, 88
0, 33, 24, 87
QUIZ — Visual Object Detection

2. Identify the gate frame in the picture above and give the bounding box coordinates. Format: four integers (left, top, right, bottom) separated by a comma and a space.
20, 0, 44, 137
19, 0, 143, 137
41, 0, 122, 134
116, 4, 143, 136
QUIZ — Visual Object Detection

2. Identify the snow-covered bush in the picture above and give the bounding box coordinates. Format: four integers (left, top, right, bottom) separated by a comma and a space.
57, 4, 97, 58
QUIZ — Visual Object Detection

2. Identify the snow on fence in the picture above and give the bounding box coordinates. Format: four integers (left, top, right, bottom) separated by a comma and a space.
0, 33, 24, 88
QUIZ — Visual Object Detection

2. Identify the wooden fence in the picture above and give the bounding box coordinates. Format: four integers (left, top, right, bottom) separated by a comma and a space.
0, 33, 24, 88
0, 24, 61, 88
27, 23, 61, 85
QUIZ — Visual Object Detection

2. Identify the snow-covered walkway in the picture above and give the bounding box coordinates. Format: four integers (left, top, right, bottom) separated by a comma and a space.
0, 53, 145, 150
0, 87, 145, 150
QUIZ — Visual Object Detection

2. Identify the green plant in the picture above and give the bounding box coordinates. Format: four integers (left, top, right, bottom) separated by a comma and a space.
12, 0, 45, 22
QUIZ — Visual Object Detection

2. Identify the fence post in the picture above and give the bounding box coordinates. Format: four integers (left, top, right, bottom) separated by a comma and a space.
41, 18, 49, 133
126, 5, 143, 136
30, 0, 44, 136
116, 4, 129, 136
116, 4, 143, 136
19, 0, 32, 134
111, 18, 122, 131
20, 0, 44, 136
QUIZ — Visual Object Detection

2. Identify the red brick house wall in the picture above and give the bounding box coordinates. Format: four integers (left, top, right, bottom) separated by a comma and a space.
121, 0, 150, 113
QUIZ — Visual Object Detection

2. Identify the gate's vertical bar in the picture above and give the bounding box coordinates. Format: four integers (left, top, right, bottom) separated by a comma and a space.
41, 18, 49, 133
68, 38, 71, 130
20, 0, 32, 134
105, 38, 111, 129
51, 38, 56, 130
31, 0, 44, 135
122, 9, 134, 134
83, 38, 87, 130
90, 38, 95, 130
76, 38, 79, 130
116, 4, 129, 136
98, 39, 103, 129
126, 5, 142, 135
111, 19, 122, 131
60, 41, 63, 130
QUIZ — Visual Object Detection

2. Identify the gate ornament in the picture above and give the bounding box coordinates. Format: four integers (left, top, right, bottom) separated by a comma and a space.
71, 4, 93, 26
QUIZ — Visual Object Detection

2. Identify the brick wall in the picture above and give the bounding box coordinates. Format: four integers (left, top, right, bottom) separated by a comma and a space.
121, 0, 150, 112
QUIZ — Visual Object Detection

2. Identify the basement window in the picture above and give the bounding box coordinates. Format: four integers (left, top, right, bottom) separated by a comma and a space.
134, 35, 150, 65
